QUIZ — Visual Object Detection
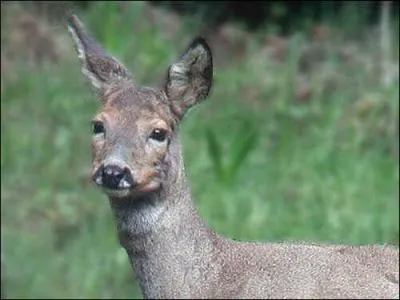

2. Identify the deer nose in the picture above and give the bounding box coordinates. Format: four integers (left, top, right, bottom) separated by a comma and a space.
94, 164, 134, 190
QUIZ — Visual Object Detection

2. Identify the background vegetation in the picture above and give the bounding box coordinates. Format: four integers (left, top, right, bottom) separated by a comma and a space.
1, 1, 399, 298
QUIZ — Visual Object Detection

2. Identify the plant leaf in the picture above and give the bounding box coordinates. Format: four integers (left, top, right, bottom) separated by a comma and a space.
205, 127, 225, 182
228, 121, 259, 182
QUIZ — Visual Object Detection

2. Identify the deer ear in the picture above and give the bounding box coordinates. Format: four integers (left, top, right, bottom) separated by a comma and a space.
67, 14, 132, 96
165, 37, 213, 119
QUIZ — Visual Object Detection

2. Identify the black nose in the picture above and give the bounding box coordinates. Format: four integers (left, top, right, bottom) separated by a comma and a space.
94, 164, 134, 190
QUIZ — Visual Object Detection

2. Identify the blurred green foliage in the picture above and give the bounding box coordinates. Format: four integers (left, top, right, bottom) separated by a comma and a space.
1, 1, 399, 299
205, 119, 259, 186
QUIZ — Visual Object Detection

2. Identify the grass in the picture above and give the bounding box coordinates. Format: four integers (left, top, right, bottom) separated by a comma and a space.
1, 1, 399, 299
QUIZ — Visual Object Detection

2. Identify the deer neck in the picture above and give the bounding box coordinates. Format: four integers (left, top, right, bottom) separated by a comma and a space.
108, 136, 220, 298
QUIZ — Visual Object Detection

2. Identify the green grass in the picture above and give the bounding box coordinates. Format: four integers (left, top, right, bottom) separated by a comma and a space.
1, 1, 399, 299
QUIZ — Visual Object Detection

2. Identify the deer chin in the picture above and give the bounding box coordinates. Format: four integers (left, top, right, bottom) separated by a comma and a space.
102, 186, 133, 198
101, 180, 162, 199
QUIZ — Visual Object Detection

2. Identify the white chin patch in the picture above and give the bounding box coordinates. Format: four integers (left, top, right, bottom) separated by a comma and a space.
102, 187, 132, 198
119, 179, 132, 189
95, 176, 103, 185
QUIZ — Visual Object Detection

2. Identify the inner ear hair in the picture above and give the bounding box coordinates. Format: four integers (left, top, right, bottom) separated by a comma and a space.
165, 37, 213, 119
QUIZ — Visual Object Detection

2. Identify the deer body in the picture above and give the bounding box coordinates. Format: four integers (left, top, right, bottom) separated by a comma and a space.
67, 15, 399, 299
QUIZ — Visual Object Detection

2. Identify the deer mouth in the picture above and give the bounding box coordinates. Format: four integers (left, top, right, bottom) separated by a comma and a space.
101, 186, 133, 198
100, 180, 161, 199
92, 167, 162, 199
94, 175, 134, 198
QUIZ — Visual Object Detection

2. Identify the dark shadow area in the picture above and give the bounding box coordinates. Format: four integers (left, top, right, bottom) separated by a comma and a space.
23, 1, 400, 34
150, 1, 399, 33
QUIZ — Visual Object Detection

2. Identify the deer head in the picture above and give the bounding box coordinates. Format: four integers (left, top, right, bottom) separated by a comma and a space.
67, 14, 213, 199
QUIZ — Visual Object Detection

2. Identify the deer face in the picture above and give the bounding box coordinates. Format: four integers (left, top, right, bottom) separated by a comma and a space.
67, 15, 212, 199
90, 86, 174, 198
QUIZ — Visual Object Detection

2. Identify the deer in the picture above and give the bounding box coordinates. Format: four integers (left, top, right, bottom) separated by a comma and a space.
67, 14, 399, 299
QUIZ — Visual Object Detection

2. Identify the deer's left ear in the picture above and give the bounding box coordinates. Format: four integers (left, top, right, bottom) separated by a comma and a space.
165, 37, 213, 119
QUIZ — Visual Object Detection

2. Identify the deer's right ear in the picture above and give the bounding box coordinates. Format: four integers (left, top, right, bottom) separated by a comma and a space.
67, 14, 132, 97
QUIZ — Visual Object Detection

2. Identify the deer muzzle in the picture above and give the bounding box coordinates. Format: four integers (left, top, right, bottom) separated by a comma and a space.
93, 163, 135, 191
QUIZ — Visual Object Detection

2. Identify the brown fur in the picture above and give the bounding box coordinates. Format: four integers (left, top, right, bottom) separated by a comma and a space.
67, 14, 399, 299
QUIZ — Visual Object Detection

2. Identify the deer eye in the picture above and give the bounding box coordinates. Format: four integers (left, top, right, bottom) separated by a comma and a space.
92, 121, 105, 136
150, 128, 167, 142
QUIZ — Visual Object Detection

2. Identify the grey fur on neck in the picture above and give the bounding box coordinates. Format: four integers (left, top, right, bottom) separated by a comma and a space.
108, 135, 219, 298
108, 134, 193, 239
